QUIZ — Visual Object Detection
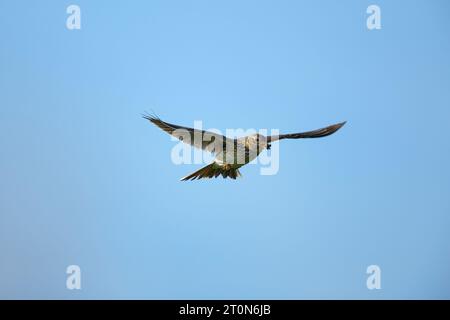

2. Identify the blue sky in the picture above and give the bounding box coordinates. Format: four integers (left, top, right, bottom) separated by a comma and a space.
1, 0, 450, 299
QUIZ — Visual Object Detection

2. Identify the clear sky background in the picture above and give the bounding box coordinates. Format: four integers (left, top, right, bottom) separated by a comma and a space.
1, 0, 450, 299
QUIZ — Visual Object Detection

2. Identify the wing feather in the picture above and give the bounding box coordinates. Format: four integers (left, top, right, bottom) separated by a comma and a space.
268, 121, 346, 142
143, 114, 231, 153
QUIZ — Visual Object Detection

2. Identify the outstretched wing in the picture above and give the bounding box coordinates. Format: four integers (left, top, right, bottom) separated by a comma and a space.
143, 114, 231, 153
268, 121, 346, 142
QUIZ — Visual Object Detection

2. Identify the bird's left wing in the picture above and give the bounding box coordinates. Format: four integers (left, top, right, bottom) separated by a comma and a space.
268, 121, 346, 142
143, 114, 231, 154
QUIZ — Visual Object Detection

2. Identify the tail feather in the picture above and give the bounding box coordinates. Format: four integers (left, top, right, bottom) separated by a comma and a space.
181, 163, 242, 181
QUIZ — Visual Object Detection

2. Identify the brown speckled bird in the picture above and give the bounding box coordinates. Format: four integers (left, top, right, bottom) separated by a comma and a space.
144, 114, 346, 181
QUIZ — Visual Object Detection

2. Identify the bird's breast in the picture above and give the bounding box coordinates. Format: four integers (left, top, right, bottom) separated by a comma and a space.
214, 140, 262, 166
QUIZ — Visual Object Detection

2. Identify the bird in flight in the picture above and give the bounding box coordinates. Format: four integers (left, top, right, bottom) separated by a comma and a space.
143, 114, 346, 181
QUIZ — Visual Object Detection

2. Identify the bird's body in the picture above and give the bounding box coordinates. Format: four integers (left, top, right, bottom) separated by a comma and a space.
143, 114, 345, 181
215, 134, 266, 167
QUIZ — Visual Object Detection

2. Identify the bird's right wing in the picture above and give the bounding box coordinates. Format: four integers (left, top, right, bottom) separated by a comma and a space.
143, 114, 232, 154
268, 121, 346, 142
